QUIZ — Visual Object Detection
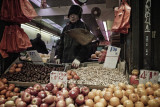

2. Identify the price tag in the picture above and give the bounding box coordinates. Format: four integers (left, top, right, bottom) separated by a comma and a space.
103, 46, 121, 69
139, 69, 159, 84
27, 50, 44, 65
50, 71, 67, 87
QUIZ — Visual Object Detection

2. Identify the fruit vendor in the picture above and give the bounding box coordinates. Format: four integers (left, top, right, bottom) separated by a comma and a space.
56, 5, 90, 68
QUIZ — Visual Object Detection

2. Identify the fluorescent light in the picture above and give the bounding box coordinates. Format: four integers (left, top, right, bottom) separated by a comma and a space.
42, 19, 63, 31
71, 0, 78, 5
30, 0, 50, 7
103, 21, 109, 41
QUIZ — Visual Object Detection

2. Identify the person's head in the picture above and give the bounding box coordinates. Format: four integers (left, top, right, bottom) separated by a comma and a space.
36, 33, 41, 39
68, 5, 82, 23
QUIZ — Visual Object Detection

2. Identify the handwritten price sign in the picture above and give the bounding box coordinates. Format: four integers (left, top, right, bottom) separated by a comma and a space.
139, 70, 159, 84
50, 71, 67, 87
27, 50, 44, 65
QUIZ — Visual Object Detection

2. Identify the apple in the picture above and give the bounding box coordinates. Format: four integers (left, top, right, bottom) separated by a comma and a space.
52, 86, 59, 95
0, 98, 6, 105
69, 83, 76, 90
75, 94, 85, 105
21, 92, 31, 103
44, 95, 55, 104
40, 103, 48, 107
38, 91, 47, 99
45, 91, 51, 96
61, 89, 69, 98
56, 100, 66, 107
31, 97, 42, 106
65, 97, 74, 106
45, 83, 54, 91
0, 104, 5, 107
49, 102, 56, 107
33, 84, 43, 92
15, 98, 22, 105
30, 89, 38, 96
27, 104, 38, 107
4, 101, 15, 107
16, 101, 27, 107
56, 95, 64, 102
25, 88, 32, 94
56, 82, 64, 89
69, 89, 79, 99
67, 104, 75, 107
56, 91, 63, 97
72, 87, 80, 94
80, 86, 90, 96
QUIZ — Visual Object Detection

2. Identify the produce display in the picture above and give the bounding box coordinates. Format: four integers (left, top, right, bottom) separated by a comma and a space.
0, 78, 20, 101
0, 81, 160, 107
1, 62, 65, 84
67, 66, 128, 87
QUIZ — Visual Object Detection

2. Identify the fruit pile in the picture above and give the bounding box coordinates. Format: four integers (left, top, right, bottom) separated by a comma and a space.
0, 78, 20, 102
1, 81, 160, 107
2, 62, 65, 84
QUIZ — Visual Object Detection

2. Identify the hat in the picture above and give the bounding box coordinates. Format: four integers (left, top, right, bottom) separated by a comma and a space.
68, 5, 82, 18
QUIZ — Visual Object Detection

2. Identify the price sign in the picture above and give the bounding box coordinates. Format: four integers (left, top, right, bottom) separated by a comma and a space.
27, 50, 44, 65
139, 69, 159, 84
103, 46, 121, 69
50, 71, 67, 87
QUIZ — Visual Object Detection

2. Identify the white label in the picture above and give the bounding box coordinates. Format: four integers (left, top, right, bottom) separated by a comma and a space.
139, 69, 159, 84
103, 46, 121, 69
27, 50, 44, 65
50, 71, 67, 87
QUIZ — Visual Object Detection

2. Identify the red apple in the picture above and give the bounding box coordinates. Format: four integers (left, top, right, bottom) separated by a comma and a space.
38, 91, 47, 99
0, 98, 6, 105
67, 104, 75, 107
61, 89, 69, 98
65, 97, 74, 106
33, 84, 43, 92
31, 97, 42, 106
69, 89, 79, 99
44, 95, 55, 104
49, 102, 56, 107
25, 88, 31, 94
27, 104, 38, 107
56, 82, 64, 89
40, 103, 48, 107
15, 98, 22, 105
75, 94, 85, 105
45, 91, 51, 96
72, 87, 80, 94
56, 95, 64, 102
56, 100, 66, 107
30, 89, 38, 96
80, 86, 90, 96
45, 83, 54, 91
21, 92, 31, 103
4, 101, 15, 107
56, 91, 63, 97
52, 86, 59, 95
69, 83, 76, 90
16, 101, 27, 107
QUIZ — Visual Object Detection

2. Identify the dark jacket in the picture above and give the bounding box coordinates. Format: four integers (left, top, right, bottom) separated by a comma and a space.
30, 38, 48, 54
57, 20, 90, 63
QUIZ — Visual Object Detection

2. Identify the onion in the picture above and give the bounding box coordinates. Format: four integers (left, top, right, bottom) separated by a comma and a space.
114, 90, 123, 99
85, 99, 94, 107
95, 102, 104, 107
99, 90, 105, 98
135, 101, 144, 107
94, 96, 100, 103
95, 90, 101, 96
114, 86, 122, 92
104, 91, 113, 101
140, 95, 149, 106
108, 84, 115, 89
88, 92, 95, 100
110, 97, 120, 106
121, 96, 128, 104
99, 98, 107, 107
152, 83, 159, 90
129, 93, 138, 103
125, 89, 133, 97
137, 84, 145, 89
123, 100, 134, 107
146, 87, 154, 95
118, 83, 126, 90
148, 99, 159, 107
145, 81, 153, 88
126, 85, 134, 91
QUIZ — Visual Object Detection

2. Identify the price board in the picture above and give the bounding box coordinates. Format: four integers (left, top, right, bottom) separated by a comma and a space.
103, 46, 121, 69
27, 50, 44, 65
50, 71, 67, 87
139, 69, 159, 84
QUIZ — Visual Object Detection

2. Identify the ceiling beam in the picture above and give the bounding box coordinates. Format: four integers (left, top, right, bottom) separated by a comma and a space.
35, 4, 110, 16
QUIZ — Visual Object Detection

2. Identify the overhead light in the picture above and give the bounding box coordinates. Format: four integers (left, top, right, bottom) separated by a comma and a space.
42, 19, 63, 31
30, 0, 50, 8
103, 21, 109, 41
